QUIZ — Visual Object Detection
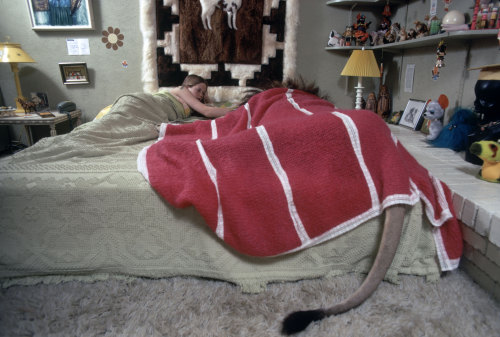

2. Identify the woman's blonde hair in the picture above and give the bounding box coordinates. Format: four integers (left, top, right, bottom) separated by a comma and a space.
181, 75, 208, 103
181, 74, 207, 88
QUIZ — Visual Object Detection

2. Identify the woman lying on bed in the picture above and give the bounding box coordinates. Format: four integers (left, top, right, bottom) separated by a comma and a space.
4, 75, 234, 164
156, 74, 233, 118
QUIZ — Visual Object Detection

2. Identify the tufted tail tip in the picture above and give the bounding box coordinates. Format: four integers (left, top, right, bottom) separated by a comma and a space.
281, 309, 327, 335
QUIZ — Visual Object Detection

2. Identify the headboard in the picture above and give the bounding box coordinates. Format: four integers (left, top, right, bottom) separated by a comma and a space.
140, 0, 298, 101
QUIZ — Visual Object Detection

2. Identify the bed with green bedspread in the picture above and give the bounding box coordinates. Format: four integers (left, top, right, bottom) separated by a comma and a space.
0, 92, 440, 292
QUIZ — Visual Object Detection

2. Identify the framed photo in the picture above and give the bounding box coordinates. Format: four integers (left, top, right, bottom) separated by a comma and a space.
27, 0, 94, 30
387, 110, 403, 125
59, 62, 90, 85
399, 99, 427, 130
30, 92, 49, 111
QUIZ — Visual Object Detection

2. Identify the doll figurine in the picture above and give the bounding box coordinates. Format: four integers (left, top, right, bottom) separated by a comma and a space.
377, 85, 391, 118
365, 92, 377, 112
423, 95, 449, 141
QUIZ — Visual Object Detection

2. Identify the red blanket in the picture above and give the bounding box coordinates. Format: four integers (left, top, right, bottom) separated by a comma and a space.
138, 88, 462, 271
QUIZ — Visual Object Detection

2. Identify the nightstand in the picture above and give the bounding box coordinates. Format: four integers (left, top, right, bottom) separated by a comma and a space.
0, 110, 82, 146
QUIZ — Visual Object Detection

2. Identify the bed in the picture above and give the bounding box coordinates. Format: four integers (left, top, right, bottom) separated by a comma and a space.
0, 0, 462, 292
0, 89, 462, 292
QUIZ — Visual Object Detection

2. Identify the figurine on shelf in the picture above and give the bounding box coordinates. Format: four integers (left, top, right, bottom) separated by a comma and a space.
342, 26, 354, 46
407, 28, 417, 40
327, 30, 342, 47
365, 92, 377, 113
353, 14, 371, 45
414, 20, 429, 38
370, 30, 385, 45
384, 23, 400, 44
397, 26, 408, 42
471, 0, 480, 30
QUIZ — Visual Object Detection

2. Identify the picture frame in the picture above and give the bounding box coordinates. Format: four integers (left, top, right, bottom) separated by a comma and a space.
387, 110, 403, 125
27, 0, 94, 30
30, 92, 49, 112
399, 99, 427, 130
59, 62, 90, 85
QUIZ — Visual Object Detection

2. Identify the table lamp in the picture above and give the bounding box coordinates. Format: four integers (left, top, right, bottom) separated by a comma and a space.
341, 48, 380, 109
0, 42, 36, 113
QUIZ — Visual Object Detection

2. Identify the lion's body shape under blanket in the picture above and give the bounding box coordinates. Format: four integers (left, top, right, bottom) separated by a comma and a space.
137, 88, 462, 333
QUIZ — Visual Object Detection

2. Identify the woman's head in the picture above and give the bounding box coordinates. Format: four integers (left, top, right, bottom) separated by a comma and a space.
182, 75, 208, 102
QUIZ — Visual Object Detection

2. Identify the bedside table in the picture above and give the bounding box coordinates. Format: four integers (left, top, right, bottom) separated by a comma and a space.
0, 110, 82, 146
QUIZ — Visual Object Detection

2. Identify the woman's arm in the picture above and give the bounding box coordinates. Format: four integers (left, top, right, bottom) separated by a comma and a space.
170, 87, 232, 118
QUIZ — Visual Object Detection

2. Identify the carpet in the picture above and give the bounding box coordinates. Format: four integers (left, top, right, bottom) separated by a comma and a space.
1, 269, 499, 336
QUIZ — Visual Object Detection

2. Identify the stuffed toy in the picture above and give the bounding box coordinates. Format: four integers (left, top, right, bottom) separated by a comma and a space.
327, 30, 342, 47
431, 108, 477, 151
423, 94, 449, 141
469, 140, 500, 183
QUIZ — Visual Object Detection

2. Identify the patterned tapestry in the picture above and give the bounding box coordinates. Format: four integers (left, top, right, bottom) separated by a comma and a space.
140, 0, 298, 94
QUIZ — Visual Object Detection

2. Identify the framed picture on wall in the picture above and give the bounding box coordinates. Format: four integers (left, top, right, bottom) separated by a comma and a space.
59, 62, 90, 85
27, 0, 94, 30
399, 99, 427, 130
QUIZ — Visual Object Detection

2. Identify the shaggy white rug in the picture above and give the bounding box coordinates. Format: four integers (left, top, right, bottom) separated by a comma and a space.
1, 269, 499, 336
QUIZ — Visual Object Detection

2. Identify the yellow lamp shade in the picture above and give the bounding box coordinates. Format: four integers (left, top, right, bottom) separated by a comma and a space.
341, 49, 380, 78
0, 42, 35, 63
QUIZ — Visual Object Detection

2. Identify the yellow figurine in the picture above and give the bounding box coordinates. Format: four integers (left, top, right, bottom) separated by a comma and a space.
469, 140, 500, 183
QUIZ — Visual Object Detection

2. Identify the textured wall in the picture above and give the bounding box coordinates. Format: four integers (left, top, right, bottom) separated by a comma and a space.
296, 0, 500, 122
0, 0, 143, 127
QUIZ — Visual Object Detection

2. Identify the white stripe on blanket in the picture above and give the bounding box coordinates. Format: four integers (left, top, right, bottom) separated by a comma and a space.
256, 125, 311, 244
244, 103, 252, 129
211, 119, 218, 140
331, 111, 380, 209
286, 89, 313, 115
196, 139, 224, 239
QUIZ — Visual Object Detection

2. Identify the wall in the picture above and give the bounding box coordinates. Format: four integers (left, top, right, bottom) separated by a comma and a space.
297, 0, 500, 123
1, 0, 499, 144
0, 0, 143, 145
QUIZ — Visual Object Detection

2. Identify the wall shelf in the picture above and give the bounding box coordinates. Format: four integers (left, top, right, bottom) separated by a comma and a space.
326, 0, 404, 5
325, 29, 499, 52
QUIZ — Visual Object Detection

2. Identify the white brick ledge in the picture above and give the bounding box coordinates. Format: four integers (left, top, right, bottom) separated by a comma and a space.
389, 124, 500, 300
389, 125, 499, 241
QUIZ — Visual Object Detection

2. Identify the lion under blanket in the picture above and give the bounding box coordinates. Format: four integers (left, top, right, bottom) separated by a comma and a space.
137, 88, 462, 272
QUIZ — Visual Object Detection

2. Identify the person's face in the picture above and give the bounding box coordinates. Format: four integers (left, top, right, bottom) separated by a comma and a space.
188, 83, 207, 102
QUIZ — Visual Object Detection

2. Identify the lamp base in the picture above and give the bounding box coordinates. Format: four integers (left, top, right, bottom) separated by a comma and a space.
354, 85, 364, 110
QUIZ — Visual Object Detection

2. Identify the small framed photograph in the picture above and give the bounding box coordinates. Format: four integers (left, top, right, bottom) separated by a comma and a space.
387, 110, 403, 125
59, 62, 90, 85
30, 92, 49, 112
27, 0, 94, 30
399, 99, 427, 130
